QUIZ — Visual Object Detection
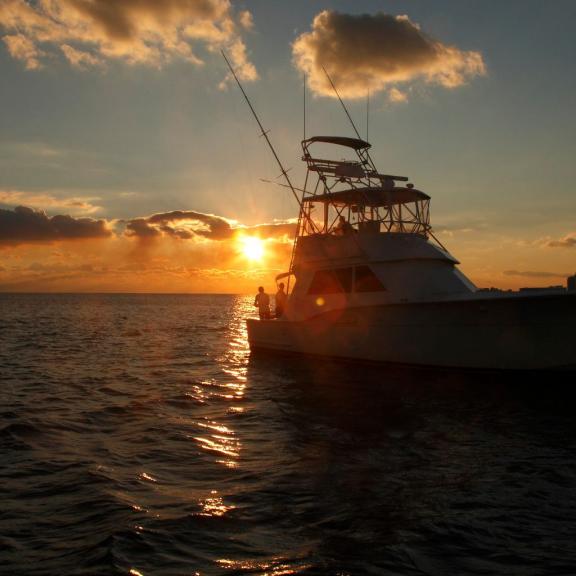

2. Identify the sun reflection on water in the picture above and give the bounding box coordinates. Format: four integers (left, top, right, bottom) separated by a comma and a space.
216, 558, 311, 575
185, 297, 252, 469
198, 490, 235, 517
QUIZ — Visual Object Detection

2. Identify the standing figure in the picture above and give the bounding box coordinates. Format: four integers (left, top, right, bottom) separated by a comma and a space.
254, 286, 271, 320
334, 215, 353, 235
275, 282, 287, 318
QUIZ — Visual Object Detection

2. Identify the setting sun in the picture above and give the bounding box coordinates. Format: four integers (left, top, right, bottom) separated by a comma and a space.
238, 236, 265, 262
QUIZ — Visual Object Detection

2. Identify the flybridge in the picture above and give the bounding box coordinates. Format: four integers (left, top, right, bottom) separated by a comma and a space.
221, 50, 445, 269
302, 136, 408, 185
297, 136, 431, 238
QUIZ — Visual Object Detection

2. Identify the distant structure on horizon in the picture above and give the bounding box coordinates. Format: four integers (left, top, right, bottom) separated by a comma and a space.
479, 275, 576, 294
519, 286, 565, 295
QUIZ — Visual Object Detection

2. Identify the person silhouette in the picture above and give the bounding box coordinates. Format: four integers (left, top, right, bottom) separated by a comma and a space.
275, 282, 287, 318
254, 286, 271, 319
334, 215, 353, 235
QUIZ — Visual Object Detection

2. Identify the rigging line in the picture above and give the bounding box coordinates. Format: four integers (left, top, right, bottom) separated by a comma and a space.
428, 229, 449, 252
319, 68, 390, 255
321, 65, 362, 141
221, 50, 314, 230
321, 66, 378, 174
260, 179, 307, 195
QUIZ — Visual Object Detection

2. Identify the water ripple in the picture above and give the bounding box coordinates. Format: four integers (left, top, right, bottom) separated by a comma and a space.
2, 294, 576, 575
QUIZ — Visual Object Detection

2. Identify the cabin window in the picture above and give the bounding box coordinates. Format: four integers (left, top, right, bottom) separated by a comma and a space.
354, 265, 386, 292
334, 268, 353, 293
308, 268, 353, 294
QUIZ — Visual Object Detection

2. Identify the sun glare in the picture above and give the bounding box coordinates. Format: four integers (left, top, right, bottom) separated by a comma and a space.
239, 236, 265, 262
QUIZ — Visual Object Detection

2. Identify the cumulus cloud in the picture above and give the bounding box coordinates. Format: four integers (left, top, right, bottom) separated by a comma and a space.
0, 0, 256, 81
292, 10, 486, 99
125, 209, 233, 240
124, 210, 296, 241
0, 203, 294, 248
124, 217, 161, 239
0, 205, 111, 246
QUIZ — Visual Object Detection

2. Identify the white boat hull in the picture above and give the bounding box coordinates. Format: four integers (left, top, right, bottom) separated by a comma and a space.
247, 294, 576, 370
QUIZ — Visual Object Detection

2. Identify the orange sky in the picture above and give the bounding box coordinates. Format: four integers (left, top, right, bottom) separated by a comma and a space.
0, 210, 295, 293
0, 206, 574, 293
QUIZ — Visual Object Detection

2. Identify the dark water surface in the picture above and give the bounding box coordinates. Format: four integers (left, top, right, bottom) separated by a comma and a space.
1, 294, 576, 575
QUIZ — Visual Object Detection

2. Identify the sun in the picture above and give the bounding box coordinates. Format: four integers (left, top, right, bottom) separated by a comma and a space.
239, 236, 265, 262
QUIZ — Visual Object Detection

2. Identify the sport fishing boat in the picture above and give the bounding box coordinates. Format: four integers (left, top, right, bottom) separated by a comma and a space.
247, 135, 576, 370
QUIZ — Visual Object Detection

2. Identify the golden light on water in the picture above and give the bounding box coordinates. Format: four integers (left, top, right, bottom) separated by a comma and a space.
198, 490, 235, 517
238, 235, 265, 262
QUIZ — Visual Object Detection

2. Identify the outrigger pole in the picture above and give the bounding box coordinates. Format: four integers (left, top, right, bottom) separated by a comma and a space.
221, 51, 312, 230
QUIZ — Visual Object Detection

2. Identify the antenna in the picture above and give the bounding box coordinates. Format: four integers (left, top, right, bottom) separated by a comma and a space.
303, 72, 307, 141
221, 50, 308, 224
366, 88, 370, 142
322, 66, 378, 174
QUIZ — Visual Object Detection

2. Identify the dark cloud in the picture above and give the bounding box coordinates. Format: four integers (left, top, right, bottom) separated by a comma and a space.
125, 210, 233, 240
0, 204, 295, 248
124, 218, 161, 238
149, 210, 233, 239
124, 210, 295, 241
0, 205, 111, 246
293, 10, 485, 99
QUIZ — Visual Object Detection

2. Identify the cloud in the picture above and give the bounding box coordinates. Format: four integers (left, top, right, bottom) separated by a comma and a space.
124, 217, 161, 239
3, 33, 43, 69
238, 10, 253, 31
0, 204, 294, 248
292, 10, 486, 99
60, 43, 104, 69
540, 232, 576, 249
0, 0, 256, 81
0, 189, 101, 214
124, 210, 296, 241
503, 270, 569, 279
0, 204, 296, 293
125, 209, 234, 240
0, 205, 111, 246
388, 87, 408, 103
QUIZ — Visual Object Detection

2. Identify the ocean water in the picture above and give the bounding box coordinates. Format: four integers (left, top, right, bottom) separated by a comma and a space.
1, 293, 576, 576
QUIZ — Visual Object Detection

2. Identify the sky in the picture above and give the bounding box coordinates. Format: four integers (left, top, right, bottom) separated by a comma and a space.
0, 0, 575, 293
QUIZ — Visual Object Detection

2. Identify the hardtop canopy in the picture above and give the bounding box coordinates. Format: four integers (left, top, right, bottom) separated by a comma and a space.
303, 136, 371, 150
305, 186, 430, 207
